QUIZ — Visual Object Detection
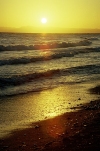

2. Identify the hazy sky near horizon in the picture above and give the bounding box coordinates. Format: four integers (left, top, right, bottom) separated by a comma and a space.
0, 0, 100, 32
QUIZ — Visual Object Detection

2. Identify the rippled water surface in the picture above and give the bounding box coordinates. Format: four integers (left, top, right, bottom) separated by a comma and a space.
0, 33, 100, 138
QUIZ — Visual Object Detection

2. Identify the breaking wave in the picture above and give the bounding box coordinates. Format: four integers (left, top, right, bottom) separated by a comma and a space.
0, 47, 100, 66
86, 37, 99, 41
0, 64, 100, 89
0, 39, 91, 52
0, 33, 100, 97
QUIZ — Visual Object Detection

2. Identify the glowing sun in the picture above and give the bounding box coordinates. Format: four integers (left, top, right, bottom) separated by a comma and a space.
41, 18, 47, 24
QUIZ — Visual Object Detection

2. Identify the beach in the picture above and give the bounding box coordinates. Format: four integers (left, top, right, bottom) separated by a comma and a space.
0, 33, 100, 150
0, 0, 100, 149
0, 83, 100, 151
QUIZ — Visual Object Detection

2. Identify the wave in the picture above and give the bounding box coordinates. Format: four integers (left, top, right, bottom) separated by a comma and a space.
86, 37, 99, 41
0, 52, 74, 66
0, 69, 60, 88
0, 39, 92, 52
0, 64, 100, 89
0, 47, 100, 66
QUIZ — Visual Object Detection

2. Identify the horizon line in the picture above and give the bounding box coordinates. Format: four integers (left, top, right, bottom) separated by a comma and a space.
0, 31, 100, 34
0, 26, 100, 34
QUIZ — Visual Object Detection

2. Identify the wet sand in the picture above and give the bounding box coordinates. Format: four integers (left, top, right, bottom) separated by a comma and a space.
0, 85, 100, 151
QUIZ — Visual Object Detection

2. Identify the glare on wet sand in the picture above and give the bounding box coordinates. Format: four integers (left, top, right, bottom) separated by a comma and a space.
0, 83, 98, 138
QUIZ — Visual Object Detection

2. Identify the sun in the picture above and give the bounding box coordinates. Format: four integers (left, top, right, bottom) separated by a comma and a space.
41, 18, 47, 24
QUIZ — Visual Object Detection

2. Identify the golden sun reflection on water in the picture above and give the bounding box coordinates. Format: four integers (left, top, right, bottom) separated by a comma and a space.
0, 83, 97, 138
40, 49, 52, 60
34, 86, 72, 120
37, 87, 70, 138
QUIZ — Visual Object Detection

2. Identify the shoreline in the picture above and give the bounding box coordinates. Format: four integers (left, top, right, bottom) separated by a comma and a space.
0, 102, 100, 150
0, 82, 99, 138
0, 84, 100, 150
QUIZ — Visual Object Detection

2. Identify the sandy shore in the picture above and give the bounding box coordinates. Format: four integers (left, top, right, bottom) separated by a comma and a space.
0, 85, 100, 151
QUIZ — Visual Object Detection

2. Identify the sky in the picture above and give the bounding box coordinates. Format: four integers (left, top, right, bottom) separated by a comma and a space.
0, 0, 100, 33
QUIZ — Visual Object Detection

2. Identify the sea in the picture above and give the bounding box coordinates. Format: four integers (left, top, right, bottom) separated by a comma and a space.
0, 33, 100, 97
0, 33, 100, 138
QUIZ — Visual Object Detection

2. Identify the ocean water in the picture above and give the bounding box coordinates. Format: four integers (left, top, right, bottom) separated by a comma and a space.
0, 33, 100, 138
0, 33, 100, 97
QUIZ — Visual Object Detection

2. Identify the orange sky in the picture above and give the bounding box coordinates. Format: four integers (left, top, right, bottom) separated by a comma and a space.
0, 0, 100, 33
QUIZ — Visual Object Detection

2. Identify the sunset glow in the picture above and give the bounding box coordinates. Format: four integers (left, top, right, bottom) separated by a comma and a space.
41, 18, 47, 24
0, 0, 100, 33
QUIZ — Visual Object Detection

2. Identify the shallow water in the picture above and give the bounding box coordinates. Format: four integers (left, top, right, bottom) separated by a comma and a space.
0, 82, 99, 138
0, 33, 100, 138
0, 33, 100, 96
